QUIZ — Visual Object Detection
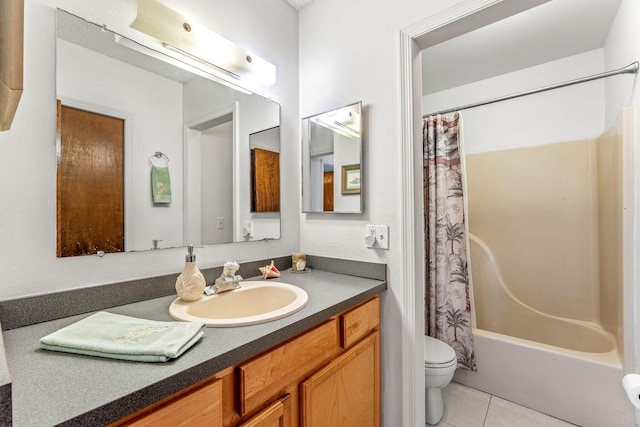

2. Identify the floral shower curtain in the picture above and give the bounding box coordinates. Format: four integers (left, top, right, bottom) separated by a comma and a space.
424, 113, 476, 371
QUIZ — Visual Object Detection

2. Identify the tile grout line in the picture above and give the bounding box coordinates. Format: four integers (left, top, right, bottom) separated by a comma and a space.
483, 395, 493, 427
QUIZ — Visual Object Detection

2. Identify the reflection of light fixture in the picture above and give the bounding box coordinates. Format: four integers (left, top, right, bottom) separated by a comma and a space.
113, 34, 252, 95
130, 0, 276, 88
314, 106, 360, 139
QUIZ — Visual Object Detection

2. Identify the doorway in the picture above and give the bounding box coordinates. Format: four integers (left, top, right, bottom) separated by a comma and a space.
399, 1, 554, 425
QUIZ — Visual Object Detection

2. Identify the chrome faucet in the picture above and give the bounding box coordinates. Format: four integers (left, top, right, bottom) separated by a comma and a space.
205, 260, 243, 295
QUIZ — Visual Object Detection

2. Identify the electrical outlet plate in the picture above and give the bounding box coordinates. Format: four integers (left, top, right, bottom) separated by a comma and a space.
366, 224, 389, 250
242, 221, 253, 237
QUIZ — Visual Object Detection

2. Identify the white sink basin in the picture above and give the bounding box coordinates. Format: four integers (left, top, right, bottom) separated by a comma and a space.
169, 281, 308, 327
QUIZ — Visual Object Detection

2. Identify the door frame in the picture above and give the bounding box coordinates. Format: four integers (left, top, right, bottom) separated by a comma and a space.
398, 1, 551, 425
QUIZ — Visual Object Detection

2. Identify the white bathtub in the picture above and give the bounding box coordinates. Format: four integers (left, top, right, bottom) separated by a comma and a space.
453, 234, 632, 427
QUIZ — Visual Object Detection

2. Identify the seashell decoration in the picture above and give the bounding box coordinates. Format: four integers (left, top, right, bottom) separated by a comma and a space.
259, 260, 281, 279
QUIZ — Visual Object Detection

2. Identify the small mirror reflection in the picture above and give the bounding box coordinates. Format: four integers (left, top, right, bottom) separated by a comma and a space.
301, 102, 363, 213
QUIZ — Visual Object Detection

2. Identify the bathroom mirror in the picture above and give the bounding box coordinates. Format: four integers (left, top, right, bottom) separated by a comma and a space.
55, 9, 280, 257
301, 102, 362, 213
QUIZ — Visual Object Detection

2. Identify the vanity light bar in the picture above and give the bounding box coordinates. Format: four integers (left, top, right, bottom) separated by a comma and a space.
113, 34, 252, 95
130, 0, 276, 88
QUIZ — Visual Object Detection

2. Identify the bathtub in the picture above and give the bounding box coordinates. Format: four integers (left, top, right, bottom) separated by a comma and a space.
453, 234, 632, 427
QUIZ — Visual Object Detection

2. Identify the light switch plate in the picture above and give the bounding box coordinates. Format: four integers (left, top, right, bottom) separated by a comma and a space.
366, 224, 389, 250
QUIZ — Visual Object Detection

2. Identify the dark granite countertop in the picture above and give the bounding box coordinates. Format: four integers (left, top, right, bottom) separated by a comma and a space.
2, 266, 386, 426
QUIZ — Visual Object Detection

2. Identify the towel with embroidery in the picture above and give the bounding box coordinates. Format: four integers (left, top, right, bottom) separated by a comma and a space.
39, 312, 204, 362
151, 165, 172, 204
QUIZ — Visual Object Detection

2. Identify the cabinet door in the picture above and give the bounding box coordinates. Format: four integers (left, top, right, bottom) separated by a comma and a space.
122, 378, 223, 427
239, 394, 291, 427
238, 319, 340, 416
300, 331, 380, 427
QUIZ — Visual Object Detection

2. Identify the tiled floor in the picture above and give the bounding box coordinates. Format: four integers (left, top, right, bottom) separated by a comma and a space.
430, 382, 577, 427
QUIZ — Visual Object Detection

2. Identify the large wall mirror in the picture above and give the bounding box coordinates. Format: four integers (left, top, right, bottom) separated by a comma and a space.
301, 102, 362, 213
55, 9, 281, 257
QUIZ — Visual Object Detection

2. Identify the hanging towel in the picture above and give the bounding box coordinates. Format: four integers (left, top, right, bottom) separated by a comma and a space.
151, 165, 172, 204
39, 312, 205, 362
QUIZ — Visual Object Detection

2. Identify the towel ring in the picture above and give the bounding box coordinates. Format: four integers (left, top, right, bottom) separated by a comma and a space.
149, 151, 170, 167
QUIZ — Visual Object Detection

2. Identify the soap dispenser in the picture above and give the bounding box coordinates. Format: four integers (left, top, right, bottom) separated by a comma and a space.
175, 244, 206, 302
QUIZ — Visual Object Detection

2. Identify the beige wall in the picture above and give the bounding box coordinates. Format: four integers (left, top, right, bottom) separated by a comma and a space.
466, 135, 622, 333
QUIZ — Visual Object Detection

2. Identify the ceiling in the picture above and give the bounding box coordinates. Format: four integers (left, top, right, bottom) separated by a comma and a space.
286, 0, 313, 11
421, 0, 623, 94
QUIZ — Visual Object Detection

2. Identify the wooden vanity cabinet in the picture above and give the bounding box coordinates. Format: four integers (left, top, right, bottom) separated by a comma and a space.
237, 296, 380, 427
119, 376, 223, 427
237, 318, 342, 419
297, 297, 381, 427
114, 296, 380, 427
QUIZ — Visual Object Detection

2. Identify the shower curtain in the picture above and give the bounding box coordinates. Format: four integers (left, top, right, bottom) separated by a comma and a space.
424, 113, 476, 371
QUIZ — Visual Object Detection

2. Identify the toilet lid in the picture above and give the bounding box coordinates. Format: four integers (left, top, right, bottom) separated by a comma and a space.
424, 336, 456, 365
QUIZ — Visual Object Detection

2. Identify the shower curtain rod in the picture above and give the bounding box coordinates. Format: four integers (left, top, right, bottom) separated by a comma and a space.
424, 61, 639, 118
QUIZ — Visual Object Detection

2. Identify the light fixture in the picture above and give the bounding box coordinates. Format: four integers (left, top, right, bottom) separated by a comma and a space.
130, 0, 276, 88
113, 34, 252, 95
314, 106, 361, 139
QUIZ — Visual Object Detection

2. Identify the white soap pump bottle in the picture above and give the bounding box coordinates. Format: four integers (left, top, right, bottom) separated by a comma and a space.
175, 244, 206, 301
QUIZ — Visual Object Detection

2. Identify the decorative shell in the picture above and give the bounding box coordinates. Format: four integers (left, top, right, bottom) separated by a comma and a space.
259, 260, 281, 279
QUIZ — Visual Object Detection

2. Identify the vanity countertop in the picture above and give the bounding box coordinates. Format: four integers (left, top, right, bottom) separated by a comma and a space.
2, 268, 386, 426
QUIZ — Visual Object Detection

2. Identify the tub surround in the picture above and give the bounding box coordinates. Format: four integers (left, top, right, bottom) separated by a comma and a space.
459, 112, 632, 426
0, 256, 386, 426
455, 329, 631, 427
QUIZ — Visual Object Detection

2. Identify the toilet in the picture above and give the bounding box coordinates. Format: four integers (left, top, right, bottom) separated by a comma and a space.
424, 335, 457, 425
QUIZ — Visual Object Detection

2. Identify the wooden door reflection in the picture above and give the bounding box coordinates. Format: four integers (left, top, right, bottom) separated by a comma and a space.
57, 102, 124, 257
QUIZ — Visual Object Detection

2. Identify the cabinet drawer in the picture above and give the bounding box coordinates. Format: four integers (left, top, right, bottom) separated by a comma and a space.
340, 296, 380, 348
238, 318, 340, 416
122, 378, 222, 427
239, 394, 291, 427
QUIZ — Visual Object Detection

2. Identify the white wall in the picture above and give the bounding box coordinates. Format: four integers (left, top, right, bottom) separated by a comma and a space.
0, 0, 299, 299
201, 123, 234, 245
423, 49, 607, 153
332, 133, 360, 212
299, 1, 469, 425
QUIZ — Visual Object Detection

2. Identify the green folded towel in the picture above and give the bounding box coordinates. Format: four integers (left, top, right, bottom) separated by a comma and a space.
151, 165, 172, 204
39, 312, 204, 362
